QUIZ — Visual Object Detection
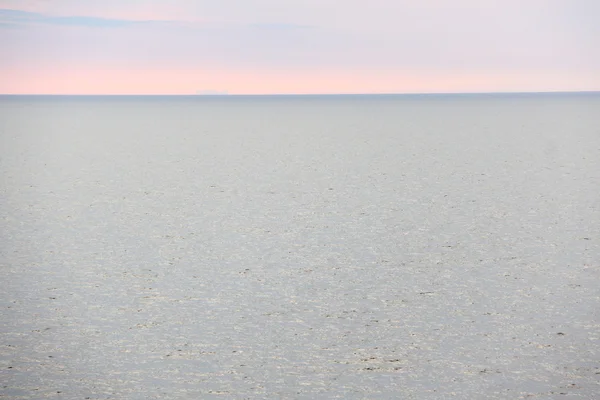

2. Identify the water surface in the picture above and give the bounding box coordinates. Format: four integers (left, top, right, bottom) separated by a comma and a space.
1, 93, 599, 399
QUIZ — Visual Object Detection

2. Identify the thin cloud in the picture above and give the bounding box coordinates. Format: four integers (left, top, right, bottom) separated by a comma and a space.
0, 8, 166, 28
249, 22, 313, 30
0, 8, 310, 31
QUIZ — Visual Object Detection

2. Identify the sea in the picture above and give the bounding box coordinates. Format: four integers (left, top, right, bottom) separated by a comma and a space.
1, 93, 599, 399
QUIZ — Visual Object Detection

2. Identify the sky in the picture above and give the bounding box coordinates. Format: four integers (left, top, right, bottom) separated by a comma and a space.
0, 0, 599, 94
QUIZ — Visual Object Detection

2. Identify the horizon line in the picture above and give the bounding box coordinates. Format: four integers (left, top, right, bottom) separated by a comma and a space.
1, 90, 599, 97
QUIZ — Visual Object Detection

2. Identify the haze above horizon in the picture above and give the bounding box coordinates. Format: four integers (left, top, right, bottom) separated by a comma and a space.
1, 0, 599, 95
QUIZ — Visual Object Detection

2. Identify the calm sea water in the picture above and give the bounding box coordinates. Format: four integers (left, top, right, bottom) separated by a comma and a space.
1, 94, 599, 399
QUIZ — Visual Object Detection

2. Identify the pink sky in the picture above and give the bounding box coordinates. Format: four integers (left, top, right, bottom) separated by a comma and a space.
1, 0, 599, 94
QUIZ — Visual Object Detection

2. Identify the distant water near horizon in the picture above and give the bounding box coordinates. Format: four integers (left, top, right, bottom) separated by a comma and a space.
2, 90, 600, 100
1, 92, 599, 399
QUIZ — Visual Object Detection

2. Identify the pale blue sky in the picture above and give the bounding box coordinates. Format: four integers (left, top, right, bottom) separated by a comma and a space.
1, 0, 598, 94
